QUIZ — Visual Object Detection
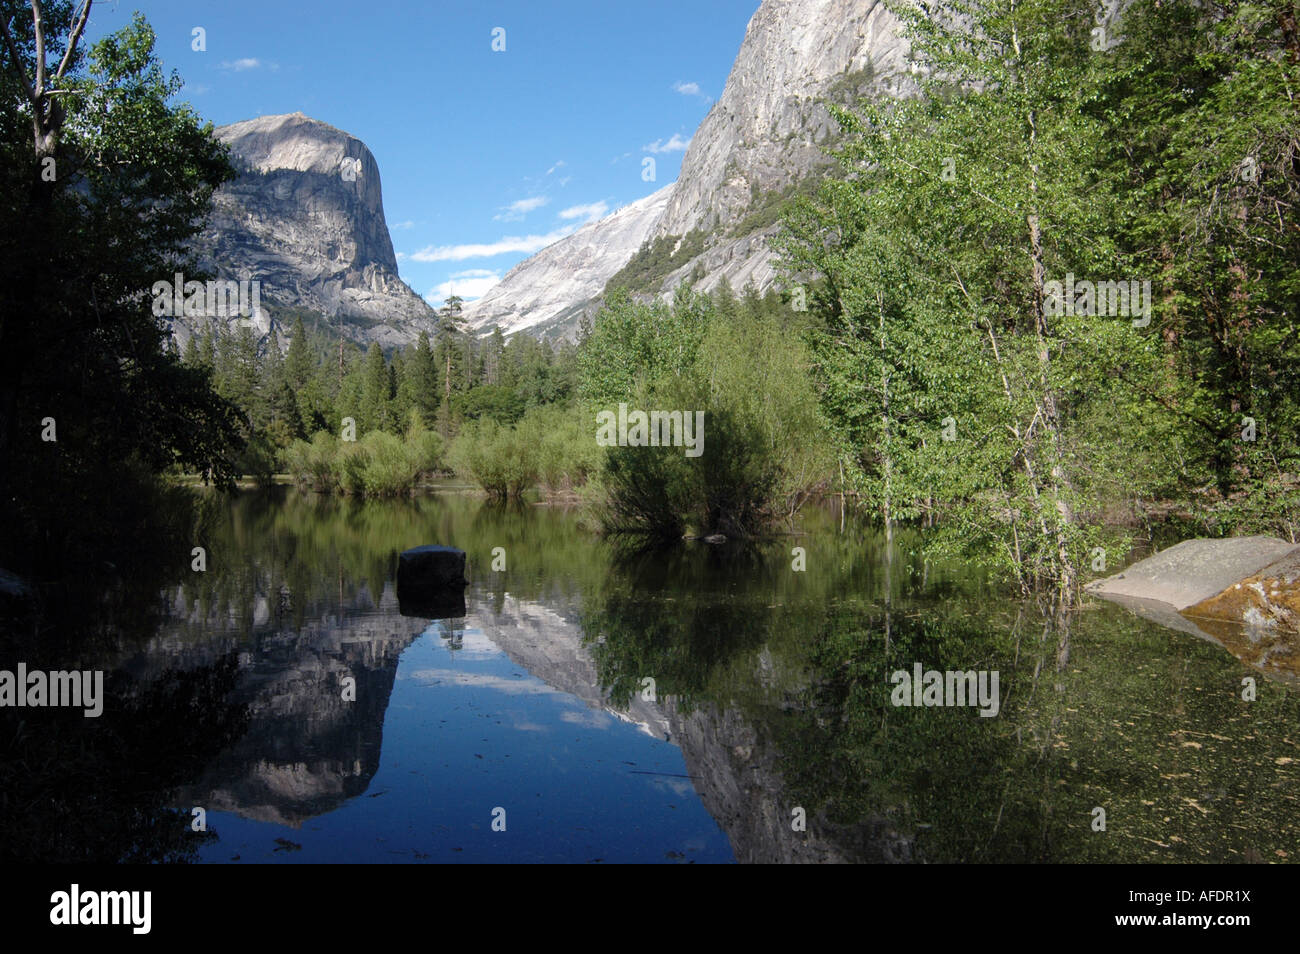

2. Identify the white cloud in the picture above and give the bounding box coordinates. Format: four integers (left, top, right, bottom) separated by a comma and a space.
391, 220, 415, 230
493, 196, 549, 222
219, 58, 263, 71
558, 201, 608, 222
673, 80, 701, 96
545, 160, 566, 176
426, 268, 502, 302
406, 669, 559, 694
643, 133, 692, 154
410, 225, 578, 262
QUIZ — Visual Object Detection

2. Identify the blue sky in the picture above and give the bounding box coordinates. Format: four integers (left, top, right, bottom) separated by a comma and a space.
83, 0, 760, 305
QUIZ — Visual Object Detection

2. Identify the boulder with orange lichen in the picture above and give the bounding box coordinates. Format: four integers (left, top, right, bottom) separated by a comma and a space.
1182, 550, 1300, 634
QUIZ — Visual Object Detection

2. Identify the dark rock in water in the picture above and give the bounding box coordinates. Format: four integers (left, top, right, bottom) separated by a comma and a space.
396, 546, 467, 616
398, 588, 467, 621
701, 534, 727, 544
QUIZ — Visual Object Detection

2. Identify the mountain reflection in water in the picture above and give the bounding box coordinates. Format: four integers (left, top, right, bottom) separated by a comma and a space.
2, 487, 1298, 864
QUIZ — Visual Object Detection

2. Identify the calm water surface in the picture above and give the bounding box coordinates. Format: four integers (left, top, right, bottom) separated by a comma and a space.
3, 487, 1298, 863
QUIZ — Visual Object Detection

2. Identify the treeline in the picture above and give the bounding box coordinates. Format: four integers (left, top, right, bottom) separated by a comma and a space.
181, 300, 580, 489
189, 279, 825, 529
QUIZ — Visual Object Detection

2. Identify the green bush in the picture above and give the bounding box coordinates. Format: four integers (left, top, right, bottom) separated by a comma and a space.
359, 431, 414, 497
450, 419, 539, 499
588, 290, 834, 538
521, 404, 604, 494
337, 439, 370, 496
284, 430, 340, 492
284, 416, 443, 497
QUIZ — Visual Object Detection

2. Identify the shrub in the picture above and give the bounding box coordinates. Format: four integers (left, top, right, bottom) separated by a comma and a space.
337, 440, 370, 496
360, 431, 415, 497
284, 430, 340, 492
450, 419, 539, 499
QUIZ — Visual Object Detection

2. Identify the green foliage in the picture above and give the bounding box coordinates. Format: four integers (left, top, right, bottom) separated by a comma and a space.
772, 0, 1299, 598
578, 285, 710, 407
283, 413, 443, 497
604, 229, 706, 296
284, 430, 340, 492
449, 418, 539, 499
0, 9, 244, 572
581, 284, 835, 538
521, 404, 604, 493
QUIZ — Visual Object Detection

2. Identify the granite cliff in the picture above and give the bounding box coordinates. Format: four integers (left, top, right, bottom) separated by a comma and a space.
184, 112, 436, 351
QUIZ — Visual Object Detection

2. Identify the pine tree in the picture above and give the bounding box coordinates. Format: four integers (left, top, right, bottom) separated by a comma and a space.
360, 342, 393, 434
284, 315, 313, 392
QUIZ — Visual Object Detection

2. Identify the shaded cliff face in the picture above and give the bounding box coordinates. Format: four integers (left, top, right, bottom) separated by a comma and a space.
461, 185, 675, 341
187, 112, 435, 350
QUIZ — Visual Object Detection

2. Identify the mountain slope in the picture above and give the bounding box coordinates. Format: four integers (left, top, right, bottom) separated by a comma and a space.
655, 0, 911, 241
461, 184, 674, 340
185, 112, 435, 350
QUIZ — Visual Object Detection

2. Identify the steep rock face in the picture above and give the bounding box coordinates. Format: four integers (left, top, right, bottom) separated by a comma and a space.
186, 112, 435, 350
462, 184, 674, 340
646, 0, 912, 298
654, 0, 911, 241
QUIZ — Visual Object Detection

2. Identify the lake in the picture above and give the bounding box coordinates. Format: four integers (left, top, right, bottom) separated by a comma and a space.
3, 486, 1298, 863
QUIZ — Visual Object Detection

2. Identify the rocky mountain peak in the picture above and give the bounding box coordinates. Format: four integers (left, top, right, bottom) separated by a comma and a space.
186, 112, 435, 350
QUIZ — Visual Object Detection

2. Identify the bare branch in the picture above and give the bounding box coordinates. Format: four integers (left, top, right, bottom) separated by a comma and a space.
54, 0, 91, 82
0, 16, 39, 107
31, 0, 45, 94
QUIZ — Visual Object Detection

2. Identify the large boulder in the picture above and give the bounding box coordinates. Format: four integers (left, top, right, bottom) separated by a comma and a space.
1087, 537, 1300, 684
1084, 536, 1298, 609
1183, 548, 1300, 634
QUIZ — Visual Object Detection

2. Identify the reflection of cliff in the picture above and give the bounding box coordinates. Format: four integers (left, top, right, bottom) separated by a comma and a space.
469, 593, 669, 740
665, 699, 912, 864
472, 591, 910, 863
133, 582, 427, 827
